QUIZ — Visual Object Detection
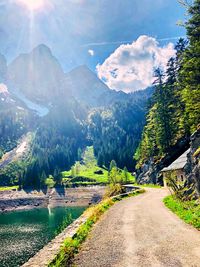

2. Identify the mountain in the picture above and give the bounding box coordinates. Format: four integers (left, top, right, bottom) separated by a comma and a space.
0, 54, 7, 83
6, 44, 153, 109
0, 44, 154, 188
65, 65, 109, 107
8, 44, 65, 103
0, 83, 26, 112
65, 65, 154, 107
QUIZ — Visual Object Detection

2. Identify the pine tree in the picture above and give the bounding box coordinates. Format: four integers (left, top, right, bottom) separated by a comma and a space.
180, 0, 200, 132
135, 39, 188, 169
71, 166, 75, 178
123, 167, 129, 184
153, 68, 173, 153
40, 171, 47, 188
53, 167, 62, 185
109, 160, 117, 171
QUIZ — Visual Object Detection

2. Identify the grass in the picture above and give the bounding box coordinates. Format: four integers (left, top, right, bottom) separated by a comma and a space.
63, 167, 135, 184
163, 195, 200, 230
62, 146, 135, 185
48, 188, 145, 267
62, 165, 109, 183
48, 198, 114, 267
139, 183, 161, 188
0, 185, 19, 191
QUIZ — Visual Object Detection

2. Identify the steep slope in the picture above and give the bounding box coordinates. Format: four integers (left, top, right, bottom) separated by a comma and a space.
0, 44, 153, 187
65, 65, 153, 107
8, 44, 65, 103
7, 44, 153, 109
65, 65, 109, 107
0, 54, 7, 83
0, 84, 31, 157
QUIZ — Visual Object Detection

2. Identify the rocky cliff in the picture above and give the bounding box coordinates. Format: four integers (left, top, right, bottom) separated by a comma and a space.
185, 127, 200, 198
136, 127, 200, 200
136, 137, 190, 185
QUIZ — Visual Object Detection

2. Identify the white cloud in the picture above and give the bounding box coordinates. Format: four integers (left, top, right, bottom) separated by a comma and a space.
96, 35, 175, 92
88, 49, 95, 56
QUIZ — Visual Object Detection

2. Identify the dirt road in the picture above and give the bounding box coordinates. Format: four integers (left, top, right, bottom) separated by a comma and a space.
74, 188, 200, 267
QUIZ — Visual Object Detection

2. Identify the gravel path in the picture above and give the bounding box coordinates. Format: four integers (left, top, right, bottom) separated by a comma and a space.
74, 188, 200, 267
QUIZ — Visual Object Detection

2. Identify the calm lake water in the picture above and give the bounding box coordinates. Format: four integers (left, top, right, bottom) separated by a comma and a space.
0, 206, 86, 267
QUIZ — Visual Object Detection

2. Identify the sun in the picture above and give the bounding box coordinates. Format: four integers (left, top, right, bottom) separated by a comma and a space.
16, 0, 46, 11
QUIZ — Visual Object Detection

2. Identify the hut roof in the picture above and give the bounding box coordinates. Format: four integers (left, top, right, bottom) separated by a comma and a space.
161, 149, 190, 172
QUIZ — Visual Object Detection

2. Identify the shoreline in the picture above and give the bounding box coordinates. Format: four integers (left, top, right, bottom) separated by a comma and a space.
0, 186, 106, 213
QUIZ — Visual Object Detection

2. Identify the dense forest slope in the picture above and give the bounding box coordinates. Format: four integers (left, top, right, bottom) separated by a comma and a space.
2, 0, 199, 191
0, 44, 152, 188
135, 0, 200, 187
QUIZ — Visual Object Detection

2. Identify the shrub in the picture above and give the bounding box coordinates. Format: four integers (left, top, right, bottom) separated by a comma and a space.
104, 183, 125, 198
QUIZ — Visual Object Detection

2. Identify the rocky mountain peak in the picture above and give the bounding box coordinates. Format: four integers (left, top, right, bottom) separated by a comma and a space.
8, 44, 65, 103
31, 44, 52, 55
0, 53, 7, 83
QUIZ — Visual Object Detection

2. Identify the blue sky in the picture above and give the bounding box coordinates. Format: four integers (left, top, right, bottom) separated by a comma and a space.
0, 0, 186, 91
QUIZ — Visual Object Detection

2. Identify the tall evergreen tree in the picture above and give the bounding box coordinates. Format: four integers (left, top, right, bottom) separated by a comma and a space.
180, 0, 200, 132
135, 0, 200, 170
109, 160, 117, 171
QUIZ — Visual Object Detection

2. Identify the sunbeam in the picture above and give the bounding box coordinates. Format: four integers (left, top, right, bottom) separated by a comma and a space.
16, 0, 46, 11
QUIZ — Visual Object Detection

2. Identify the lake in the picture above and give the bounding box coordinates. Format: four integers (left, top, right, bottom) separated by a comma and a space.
0, 206, 86, 267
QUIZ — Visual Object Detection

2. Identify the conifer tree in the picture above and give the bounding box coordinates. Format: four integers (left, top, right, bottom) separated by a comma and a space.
180, 0, 200, 132
109, 160, 117, 171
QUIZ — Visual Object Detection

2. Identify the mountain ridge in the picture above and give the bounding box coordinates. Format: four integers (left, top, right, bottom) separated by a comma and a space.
0, 44, 154, 109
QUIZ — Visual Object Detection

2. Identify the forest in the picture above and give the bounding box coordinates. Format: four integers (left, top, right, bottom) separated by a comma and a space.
0, 0, 199, 190
135, 0, 200, 170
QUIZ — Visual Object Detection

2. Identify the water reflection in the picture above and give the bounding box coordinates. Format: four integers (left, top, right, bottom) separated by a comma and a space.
47, 204, 52, 216
0, 206, 86, 267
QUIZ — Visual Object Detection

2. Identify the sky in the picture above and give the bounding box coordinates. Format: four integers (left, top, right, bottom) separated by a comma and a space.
0, 0, 187, 92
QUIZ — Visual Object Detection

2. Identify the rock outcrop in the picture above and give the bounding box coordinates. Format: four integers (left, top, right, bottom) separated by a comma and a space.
185, 127, 200, 198
136, 126, 200, 201
136, 137, 189, 185
0, 186, 106, 212
0, 54, 7, 82
8, 44, 65, 103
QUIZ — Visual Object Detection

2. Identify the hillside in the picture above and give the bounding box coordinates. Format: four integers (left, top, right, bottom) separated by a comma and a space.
0, 45, 152, 188
135, 0, 200, 198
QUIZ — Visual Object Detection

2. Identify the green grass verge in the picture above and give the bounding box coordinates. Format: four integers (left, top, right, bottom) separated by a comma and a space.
63, 167, 135, 185
139, 183, 161, 188
62, 166, 109, 183
163, 195, 200, 230
48, 189, 144, 267
62, 146, 135, 185
0, 185, 19, 191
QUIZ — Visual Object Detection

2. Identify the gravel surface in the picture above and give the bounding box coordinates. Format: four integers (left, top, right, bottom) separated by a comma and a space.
74, 188, 200, 267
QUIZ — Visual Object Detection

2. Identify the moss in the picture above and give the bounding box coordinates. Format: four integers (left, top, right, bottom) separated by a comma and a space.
193, 147, 200, 158
0, 185, 19, 191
